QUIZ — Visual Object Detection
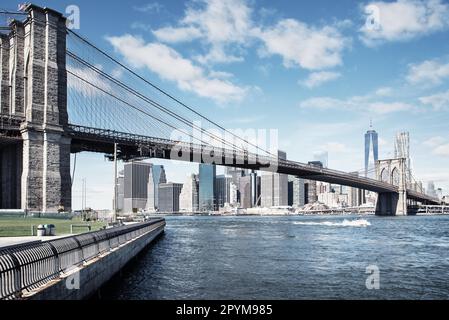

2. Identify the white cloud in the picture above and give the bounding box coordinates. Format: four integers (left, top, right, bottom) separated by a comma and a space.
407, 59, 449, 85
106, 34, 247, 103
151, 0, 351, 70
152, 26, 202, 43
369, 102, 413, 114
434, 144, 449, 156
152, 0, 252, 64
321, 142, 348, 153
301, 71, 341, 88
299, 94, 414, 114
422, 136, 449, 156
423, 136, 445, 147
419, 89, 449, 110
131, 22, 152, 32
133, 2, 163, 13
375, 87, 393, 96
256, 19, 349, 70
67, 65, 112, 98
360, 0, 449, 45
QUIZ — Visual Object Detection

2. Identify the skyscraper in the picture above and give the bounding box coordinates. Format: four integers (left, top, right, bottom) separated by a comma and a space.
179, 174, 199, 213
199, 164, 216, 211
261, 151, 288, 207
427, 181, 437, 198
394, 132, 411, 184
147, 165, 167, 211
239, 175, 253, 209
215, 174, 232, 208
305, 161, 322, 204
158, 183, 183, 213
347, 172, 363, 207
123, 161, 152, 213
225, 167, 247, 203
365, 122, 379, 177
288, 176, 305, 207
229, 182, 238, 206
250, 171, 261, 207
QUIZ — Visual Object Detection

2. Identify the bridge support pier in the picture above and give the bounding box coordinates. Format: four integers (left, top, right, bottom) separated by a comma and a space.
17, 5, 71, 213
375, 191, 407, 216
375, 158, 408, 216
0, 143, 22, 209
21, 128, 71, 213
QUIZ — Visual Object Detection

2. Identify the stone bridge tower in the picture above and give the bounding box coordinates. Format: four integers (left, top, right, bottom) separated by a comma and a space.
0, 5, 71, 213
375, 158, 407, 216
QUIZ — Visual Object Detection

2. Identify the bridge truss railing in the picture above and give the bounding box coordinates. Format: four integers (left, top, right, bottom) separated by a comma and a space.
69, 124, 402, 193
0, 219, 165, 300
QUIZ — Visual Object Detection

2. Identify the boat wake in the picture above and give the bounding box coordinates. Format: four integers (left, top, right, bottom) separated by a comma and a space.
293, 219, 371, 228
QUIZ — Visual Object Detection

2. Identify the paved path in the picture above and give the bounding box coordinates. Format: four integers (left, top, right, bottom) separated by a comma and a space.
0, 235, 68, 248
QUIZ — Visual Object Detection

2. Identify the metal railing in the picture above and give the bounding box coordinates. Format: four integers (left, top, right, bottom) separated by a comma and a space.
0, 218, 165, 300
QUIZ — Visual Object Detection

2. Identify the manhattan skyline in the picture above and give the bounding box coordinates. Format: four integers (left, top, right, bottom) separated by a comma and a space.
2, 0, 446, 209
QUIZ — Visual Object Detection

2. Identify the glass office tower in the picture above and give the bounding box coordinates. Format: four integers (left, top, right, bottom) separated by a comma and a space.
199, 164, 216, 211
364, 124, 379, 177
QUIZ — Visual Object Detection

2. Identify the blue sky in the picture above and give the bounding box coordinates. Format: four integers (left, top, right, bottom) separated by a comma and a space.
3, 0, 448, 209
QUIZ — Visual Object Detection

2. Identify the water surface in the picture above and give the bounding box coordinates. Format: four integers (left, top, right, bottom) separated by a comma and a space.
101, 215, 449, 300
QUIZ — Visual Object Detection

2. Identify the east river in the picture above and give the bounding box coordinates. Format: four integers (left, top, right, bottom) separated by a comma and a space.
100, 215, 449, 299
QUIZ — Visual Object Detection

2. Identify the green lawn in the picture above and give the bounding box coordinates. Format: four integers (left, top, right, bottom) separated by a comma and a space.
0, 216, 107, 237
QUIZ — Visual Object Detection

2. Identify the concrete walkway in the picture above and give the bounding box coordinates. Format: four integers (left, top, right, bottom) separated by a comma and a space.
0, 235, 68, 248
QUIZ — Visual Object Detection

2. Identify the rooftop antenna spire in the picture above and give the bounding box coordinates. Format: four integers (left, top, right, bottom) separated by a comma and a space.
369, 118, 373, 129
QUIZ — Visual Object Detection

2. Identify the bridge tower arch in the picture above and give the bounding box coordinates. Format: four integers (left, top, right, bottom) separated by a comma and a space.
0, 5, 71, 213
375, 158, 407, 216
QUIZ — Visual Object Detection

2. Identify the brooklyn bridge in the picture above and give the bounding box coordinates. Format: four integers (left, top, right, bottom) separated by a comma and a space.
0, 4, 441, 217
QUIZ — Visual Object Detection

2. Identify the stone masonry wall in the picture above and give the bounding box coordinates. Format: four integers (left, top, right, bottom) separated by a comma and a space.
19, 5, 72, 213
0, 34, 10, 114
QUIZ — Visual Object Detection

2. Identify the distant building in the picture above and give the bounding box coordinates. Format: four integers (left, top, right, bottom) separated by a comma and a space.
436, 188, 443, 200
239, 175, 253, 209
199, 164, 216, 211
215, 174, 232, 208
288, 176, 305, 207
225, 167, 247, 202
179, 174, 199, 212
116, 170, 124, 212
427, 181, 437, 198
347, 172, 363, 207
147, 165, 167, 211
313, 151, 329, 168
365, 123, 379, 177
304, 161, 323, 204
123, 161, 152, 213
158, 183, 183, 213
229, 182, 238, 206
251, 171, 261, 207
261, 151, 288, 207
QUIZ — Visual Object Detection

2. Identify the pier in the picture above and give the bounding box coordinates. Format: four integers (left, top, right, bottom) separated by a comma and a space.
0, 218, 165, 300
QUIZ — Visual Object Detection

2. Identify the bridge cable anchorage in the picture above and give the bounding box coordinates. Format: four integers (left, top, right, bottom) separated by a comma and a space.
66, 29, 278, 159
66, 52, 257, 156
